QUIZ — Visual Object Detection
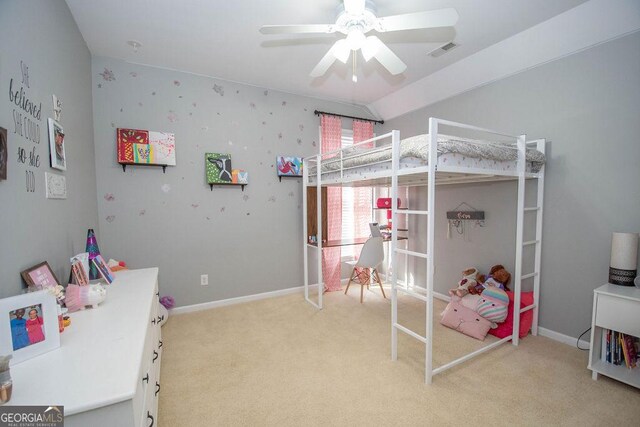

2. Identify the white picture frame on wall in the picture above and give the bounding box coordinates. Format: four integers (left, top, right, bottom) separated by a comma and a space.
48, 118, 66, 171
0, 290, 61, 366
45, 172, 67, 199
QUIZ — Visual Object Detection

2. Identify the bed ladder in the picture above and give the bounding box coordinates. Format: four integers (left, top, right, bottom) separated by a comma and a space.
390, 123, 438, 384
513, 138, 546, 344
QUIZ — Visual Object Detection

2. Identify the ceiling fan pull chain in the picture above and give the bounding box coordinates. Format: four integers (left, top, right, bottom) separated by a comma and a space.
352, 53, 358, 83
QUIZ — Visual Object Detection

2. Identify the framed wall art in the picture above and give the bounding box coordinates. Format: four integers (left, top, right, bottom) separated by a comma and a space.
48, 118, 66, 171
0, 290, 61, 366
276, 156, 303, 177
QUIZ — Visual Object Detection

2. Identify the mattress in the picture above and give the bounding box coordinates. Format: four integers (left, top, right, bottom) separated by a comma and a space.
309, 134, 545, 179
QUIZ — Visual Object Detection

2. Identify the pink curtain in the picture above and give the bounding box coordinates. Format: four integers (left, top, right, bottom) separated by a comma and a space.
353, 120, 374, 240
321, 114, 342, 292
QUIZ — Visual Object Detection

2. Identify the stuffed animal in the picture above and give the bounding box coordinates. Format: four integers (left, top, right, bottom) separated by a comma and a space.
449, 267, 479, 298
441, 296, 493, 340
476, 286, 509, 324
477, 264, 511, 291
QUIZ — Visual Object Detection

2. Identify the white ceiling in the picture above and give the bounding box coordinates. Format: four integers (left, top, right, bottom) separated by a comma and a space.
66, 0, 588, 107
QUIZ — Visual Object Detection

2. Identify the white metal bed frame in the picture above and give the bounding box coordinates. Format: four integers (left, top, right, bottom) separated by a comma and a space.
302, 117, 546, 384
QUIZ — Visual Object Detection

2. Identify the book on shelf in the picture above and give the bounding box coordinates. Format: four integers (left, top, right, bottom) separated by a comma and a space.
601, 329, 639, 369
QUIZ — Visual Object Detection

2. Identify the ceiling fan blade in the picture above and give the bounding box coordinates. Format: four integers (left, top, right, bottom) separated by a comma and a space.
344, 0, 365, 16
363, 36, 406, 75
375, 8, 459, 32
310, 39, 350, 78
259, 24, 335, 35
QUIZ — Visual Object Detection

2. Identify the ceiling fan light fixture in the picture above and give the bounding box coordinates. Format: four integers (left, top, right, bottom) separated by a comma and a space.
332, 39, 351, 63
346, 30, 366, 51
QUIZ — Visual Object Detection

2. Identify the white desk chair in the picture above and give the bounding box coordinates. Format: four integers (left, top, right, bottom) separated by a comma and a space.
345, 236, 386, 303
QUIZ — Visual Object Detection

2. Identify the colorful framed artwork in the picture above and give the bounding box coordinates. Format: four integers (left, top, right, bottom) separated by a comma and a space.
232, 169, 249, 184
117, 128, 176, 167
92, 254, 115, 284
276, 156, 303, 177
0, 126, 7, 181
0, 290, 61, 366
48, 118, 66, 171
20, 262, 61, 290
205, 153, 233, 184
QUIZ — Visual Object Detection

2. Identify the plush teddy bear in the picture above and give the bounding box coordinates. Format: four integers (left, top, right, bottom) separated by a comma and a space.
449, 267, 479, 298
477, 264, 511, 292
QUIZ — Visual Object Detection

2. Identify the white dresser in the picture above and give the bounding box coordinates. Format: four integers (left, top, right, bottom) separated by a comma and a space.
10, 268, 164, 427
587, 283, 640, 389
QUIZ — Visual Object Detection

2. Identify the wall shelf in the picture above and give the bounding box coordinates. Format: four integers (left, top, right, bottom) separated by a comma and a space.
209, 183, 246, 191
120, 163, 167, 173
278, 175, 302, 182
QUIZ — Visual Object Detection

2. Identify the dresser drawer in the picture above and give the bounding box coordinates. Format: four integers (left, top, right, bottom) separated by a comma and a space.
595, 294, 640, 336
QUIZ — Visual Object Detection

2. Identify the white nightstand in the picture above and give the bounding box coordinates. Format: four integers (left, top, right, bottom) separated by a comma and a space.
588, 284, 640, 388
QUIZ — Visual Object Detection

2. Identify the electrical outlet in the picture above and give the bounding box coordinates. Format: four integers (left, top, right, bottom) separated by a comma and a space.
200, 274, 208, 286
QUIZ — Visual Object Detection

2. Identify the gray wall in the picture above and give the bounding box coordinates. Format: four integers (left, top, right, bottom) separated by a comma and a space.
382, 32, 640, 339
0, 0, 98, 297
91, 56, 367, 307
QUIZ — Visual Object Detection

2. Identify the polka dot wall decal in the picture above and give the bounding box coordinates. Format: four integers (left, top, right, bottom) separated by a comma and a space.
246, 213, 250, 216
267, 150, 271, 154
97, 83, 102, 88
130, 72, 138, 77
264, 90, 268, 96
189, 112, 193, 116
270, 112, 273, 115
174, 80, 181, 86
220, 207, 225, 212
138, 102, 143, 107
99, 68, 116, 81
228, 140, 233, 146
260, 162, 263, 165
250, 102, 256, 109
111, 122, 115, 128
268, 196, 276, 202
236, 90, 239, 94
244, 146, 248, 150
278, 132, 283, 139
191, 204, 199, 208
178, 95, 183, 99
213, 84, 224, 96
243, 195, 249, 201
106, 215, 115, 223
104, 193, 115, 201
304, 108, 308, 111
262, 121, 267, 125
168, 111, 178, 122
312, 141, 317, 147
152, 91, 156, 96
192, 102, 197, 107
201, 126, 209, 131
161, 184, 171, 193
299, 124, 304, 131
288, 191, 294, 197
281, 101, 287, 106
217, 112, 221, 115
206, 216, 210, 220
139, 209, 146, 216
297, 138, 302, 145
120, 108, 123, 112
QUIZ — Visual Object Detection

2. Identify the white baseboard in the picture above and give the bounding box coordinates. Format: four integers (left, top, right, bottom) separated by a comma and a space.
170, 285, 309, 315
537, 327, 590, 350
169, 282, 590, 350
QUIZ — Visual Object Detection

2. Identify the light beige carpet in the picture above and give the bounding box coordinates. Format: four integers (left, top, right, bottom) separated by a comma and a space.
158, 288, 640, 426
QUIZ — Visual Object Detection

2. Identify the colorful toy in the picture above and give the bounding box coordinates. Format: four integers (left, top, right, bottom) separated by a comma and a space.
476, 286, 509, 324
440, 296, 492, 340
107, 259, 128, 272
65, 284, 107, 312
449, 267, 479, 298
159, 296, 175, 310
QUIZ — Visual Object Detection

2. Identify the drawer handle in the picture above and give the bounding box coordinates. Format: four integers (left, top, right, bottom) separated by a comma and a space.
151, 318, 156, 325
142, 373, 149, 384
157, 315, 162, 323
155, 381, 161, 396
153, 350, 159, 363
160, 314, 165, 321
158, 340, 163, 348
147, 411, 154, 427
156, 291, 159, 297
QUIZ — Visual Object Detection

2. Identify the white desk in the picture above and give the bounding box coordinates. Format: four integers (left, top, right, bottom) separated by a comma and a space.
10, 268, 163, 426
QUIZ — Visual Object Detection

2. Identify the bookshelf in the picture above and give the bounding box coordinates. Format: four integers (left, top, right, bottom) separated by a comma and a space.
588, 284, 640, 389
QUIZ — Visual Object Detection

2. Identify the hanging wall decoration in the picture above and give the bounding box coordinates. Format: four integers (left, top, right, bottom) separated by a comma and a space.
0, 127, 7, 181
47, 118, 66, 171
117, 128, 176, 172
205, 153, 248, 190
276, 156, 303, 180
44, 172, 67, 199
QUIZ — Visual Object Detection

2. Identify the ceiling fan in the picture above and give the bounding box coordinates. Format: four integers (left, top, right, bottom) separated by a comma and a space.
259, 0, 459, 79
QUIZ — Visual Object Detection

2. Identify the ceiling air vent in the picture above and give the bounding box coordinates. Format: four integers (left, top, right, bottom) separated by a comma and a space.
429, 42, 458, 58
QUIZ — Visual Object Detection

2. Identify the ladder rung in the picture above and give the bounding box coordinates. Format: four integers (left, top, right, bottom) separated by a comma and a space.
524, 207, 540, 212
520, 304, 536, 314
395, 248, 429, 259
522, 240, 540, 247
396, 286, 428, 302
394, 323, 427, 343
395, 209, 429, 215
521, 272, 539, 280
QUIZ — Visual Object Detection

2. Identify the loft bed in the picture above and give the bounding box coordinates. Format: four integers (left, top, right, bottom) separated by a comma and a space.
302, 117, 546, 384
